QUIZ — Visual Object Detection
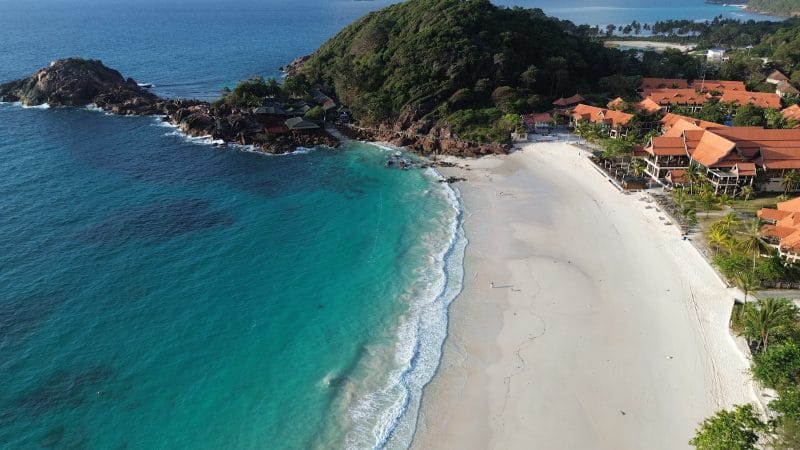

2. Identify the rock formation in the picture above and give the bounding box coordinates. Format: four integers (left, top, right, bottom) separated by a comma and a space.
0, 58, 338, 154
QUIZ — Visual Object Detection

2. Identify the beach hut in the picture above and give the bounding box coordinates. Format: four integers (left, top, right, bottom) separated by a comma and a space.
776, 81, 800, 98
522, 112, 553, 134
285, 117, 320, 132
767, 70, 790, 85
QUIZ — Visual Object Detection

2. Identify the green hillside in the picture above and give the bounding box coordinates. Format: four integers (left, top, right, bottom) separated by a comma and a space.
302, 0, 636, 141
747, 0, 800, 16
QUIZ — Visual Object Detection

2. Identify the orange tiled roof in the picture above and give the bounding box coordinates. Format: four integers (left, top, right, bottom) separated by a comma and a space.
571, 104, 633, 128
719, 91, 781, 109
759, 197, 800, 252
782, 104, 800, 123
780, 230, 800, 251
641, 78, 690, 90
760, 147, 800, 170
605, 97, 661, 114
734, 162, 757, 176
778, 197, 800, 213
661, 113, 724, 133
645, 88, 710, 106
666, 169, 687, 185
692, 80, 746, 92
690, 131, 737, 167
522, 113, 552, 126
759, 209, 792, 222
607, 97, 625, 109
645, 136, 687, 156
637, 97, 662, 114
761, 224, 795, 238
553, 93, 585, 107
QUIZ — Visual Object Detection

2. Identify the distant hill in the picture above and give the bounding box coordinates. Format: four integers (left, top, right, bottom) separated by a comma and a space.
747, 0, 800, 16
302, 0, 635, 143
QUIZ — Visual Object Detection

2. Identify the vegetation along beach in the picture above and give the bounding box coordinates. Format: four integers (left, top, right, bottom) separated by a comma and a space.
7, 0, 800, 448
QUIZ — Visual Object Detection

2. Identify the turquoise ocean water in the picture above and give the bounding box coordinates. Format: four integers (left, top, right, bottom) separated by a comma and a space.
0, 1, 781, 449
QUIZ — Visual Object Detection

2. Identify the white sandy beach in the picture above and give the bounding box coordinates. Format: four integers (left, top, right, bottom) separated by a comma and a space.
411, 142, 757, 449
605, 40, 697, 52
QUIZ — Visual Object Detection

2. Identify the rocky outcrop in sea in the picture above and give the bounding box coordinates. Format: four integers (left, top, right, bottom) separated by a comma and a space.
0, 58, 338, 154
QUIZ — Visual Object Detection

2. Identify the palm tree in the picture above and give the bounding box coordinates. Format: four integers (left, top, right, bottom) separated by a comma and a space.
717, 212, 740, 234
672, 187, 690, 208
708, 226, 732, 253
686, 163, 705, 195
736, 270, 758, 305
741, 297, 798, 351
629, 158, 645, 177
738, 220, 767, 270
740, 185, 754, 204
697, 183, 719, 217
781, 169, 800, 194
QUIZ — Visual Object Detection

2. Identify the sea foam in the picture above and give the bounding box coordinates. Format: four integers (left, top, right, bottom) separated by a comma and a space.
343, 156, 467, 450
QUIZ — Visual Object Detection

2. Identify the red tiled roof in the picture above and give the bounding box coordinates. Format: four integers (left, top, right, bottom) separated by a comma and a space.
660, 113, 724, 131
637, 98, 662, 114
607, 97, 625, 109
778, 197, 800, 213
692, 80, 746, 92
761, 224, 795, 238
719, 91, 781, 109
690, 132, 737, 167
645, 88, 710, 106
759, 209, 792, 222
782, 104, 800, 123
780, 230, 800, 251
522, 113, 552, 125
646, 136, 687, 156
553, 93, 585, 107
571, 104, 633, 128
734, 162, 757, 176
759, 198, 800, 253
666, 169, 687, 185
760, 147, 800, 170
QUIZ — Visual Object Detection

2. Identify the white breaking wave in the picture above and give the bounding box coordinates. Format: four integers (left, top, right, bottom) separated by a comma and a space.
152, 117, 319, 156
21, 102, 50, 109
0, 100, 50, 109
342, 151, 467, 450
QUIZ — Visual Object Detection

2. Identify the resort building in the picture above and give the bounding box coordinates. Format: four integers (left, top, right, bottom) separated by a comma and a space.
660, 113, 725, 133
642, 88, 711, 112
706, 48, 727, 63
767, 70, 790, 85
552, 93, 585, 112
776, 81, 800, 98
782, 104, 800, 125
759, 197, 800, 263
607, 96, 662, 114
642, 124, 800, 194
718, 91, 782, 109
285, 117, 320, 133
693, 79, 746, 93
571, 103, 633, 138
522, 112, 553, 134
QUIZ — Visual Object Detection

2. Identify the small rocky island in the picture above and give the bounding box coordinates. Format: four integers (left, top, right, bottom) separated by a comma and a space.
0, 58, 338, 154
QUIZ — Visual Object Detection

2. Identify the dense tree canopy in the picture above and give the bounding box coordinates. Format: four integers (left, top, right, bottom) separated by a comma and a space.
302, 0, 640, 140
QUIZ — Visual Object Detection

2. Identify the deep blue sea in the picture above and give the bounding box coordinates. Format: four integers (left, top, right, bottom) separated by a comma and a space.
0, 0, 783, 449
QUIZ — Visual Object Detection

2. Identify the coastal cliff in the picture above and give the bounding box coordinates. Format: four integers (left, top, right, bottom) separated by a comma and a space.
0, 58, 337, 154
